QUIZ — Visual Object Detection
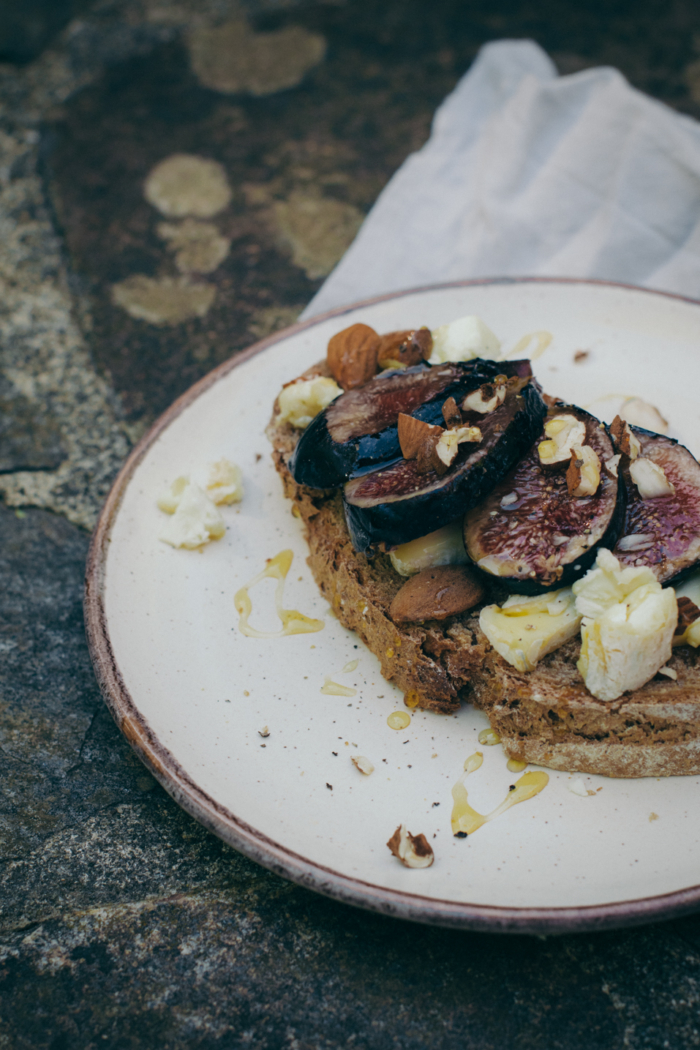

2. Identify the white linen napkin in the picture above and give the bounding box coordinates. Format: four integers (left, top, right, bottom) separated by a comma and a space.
302, 39, 700, 318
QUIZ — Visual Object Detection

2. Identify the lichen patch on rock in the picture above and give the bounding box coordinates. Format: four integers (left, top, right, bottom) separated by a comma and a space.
157, 218, 231, 273
144, 154, 232, 218
111, 275, 217, 324
272, 191, 363, 279
188, 19, 326, 97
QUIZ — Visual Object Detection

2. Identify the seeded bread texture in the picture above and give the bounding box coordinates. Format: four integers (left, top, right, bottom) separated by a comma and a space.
267, 402, 489, 714
267, 383, 700, 776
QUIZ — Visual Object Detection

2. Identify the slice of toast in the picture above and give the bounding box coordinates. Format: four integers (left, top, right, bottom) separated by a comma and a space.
268, 393, 700, 776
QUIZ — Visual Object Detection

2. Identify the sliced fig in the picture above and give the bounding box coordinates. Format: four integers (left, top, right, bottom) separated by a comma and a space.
464, 404, 623, 592
343, 379, 546, 553
289, 359, 531, 489
613, 427, 700, 583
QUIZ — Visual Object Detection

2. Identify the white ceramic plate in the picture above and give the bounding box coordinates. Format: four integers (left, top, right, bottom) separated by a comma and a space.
86, 278, 700, 934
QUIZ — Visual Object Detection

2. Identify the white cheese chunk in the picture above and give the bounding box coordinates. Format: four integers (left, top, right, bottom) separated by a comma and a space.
277, 375, 342, 428
206, 458, 243, 504
157, 475, 189, 514
479, 587, 581, 673
389, 520, 469, 577
572, 549, 678, 701
158, 482, 225, 549
428, 315, 501, 364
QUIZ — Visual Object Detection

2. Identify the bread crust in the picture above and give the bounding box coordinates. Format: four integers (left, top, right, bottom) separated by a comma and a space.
268, 389, 700, 776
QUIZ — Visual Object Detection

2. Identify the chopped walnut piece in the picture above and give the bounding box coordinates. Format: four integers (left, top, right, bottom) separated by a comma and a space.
538, 414, 587, 469
387, 824, 435, 868
435, 425, 482, 469
258, 726, 270, 738
442, 396, 462, 429
610, 415, 641, 460
676, 595, 700, 635
566, 445, 601, 497
461, 376, 507, 414
327, 323, 381, 389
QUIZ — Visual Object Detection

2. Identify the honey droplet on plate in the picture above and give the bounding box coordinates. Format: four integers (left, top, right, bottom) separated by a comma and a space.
387, 711, 411, 730
506, 758, 528, 773
321, 677, 356, 697
478, 728, 501, 746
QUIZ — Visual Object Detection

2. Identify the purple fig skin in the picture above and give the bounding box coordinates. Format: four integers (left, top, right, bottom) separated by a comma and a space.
343, 379, 546, 554
613, 426, 700, 585
289, 359, 531, 490
464, 404, 624, 594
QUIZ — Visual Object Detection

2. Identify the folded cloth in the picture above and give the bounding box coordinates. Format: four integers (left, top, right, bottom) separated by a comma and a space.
302, 39, 700, 318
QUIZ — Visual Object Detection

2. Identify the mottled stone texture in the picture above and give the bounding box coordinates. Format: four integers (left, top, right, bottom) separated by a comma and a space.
4, 0, 700, 1045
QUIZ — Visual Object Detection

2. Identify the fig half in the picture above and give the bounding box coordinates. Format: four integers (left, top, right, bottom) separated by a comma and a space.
613, 427, 700, 584
463, 404, 623, 592
289, 359, 530, 489
343, 378, 546, 554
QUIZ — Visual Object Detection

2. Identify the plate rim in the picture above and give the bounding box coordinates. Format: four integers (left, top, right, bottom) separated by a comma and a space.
85, 276, 700, 934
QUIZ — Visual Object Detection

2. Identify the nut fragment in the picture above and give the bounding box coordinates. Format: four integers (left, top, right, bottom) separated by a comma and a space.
629, 457, 676, 498
537, 414, 587, 469
377, 327, 432, 370
386, 824, 435, 868
351, 755, 374, 775
327, 323, 381, 390
389, 565, 484, 623
397, 413, 445, 474
610, 415, 641, 460
258, 726, 270, 738
442, 396, 462, 428
461, 376, 507, 414
435, 426, 482, 469
566, 445, 601, 497
604, 453, 621, 478
676, 595, 700, 634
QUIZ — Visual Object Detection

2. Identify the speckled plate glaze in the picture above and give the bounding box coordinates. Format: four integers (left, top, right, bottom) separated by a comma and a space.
86, 278, 700, 934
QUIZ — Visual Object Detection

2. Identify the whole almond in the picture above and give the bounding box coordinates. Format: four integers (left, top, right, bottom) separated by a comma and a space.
327, 323, 381, 390
377, 328, 431, 369
389, 565, 485, 623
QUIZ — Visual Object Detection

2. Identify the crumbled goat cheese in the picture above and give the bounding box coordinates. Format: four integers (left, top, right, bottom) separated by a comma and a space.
429, 316, 501, 364
572, 549, 677, 701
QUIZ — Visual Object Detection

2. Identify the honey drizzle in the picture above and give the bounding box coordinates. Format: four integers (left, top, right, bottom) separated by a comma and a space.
321, 677, 357, 696
234, 550, 325, 638
507, 330, 553, 362
451, 753, 548, 836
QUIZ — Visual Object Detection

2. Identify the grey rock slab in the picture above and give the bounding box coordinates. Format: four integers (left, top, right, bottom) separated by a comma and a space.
0, 500, 278, 924
0, 387, 67, 473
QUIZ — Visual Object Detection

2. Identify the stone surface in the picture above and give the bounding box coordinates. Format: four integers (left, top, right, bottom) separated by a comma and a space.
4, 0, 700, 1046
